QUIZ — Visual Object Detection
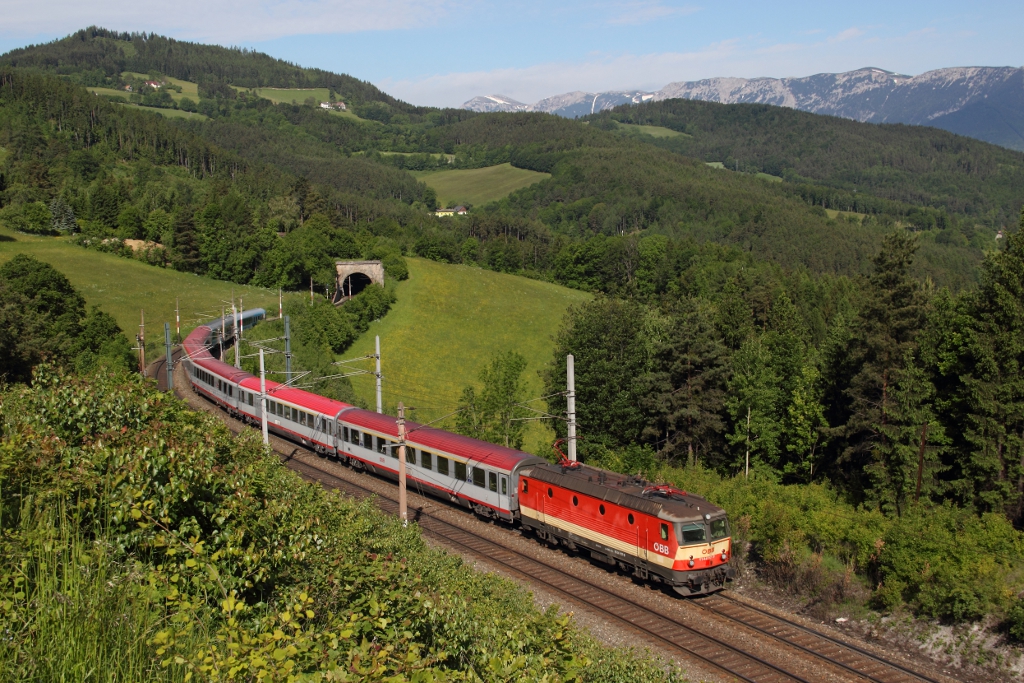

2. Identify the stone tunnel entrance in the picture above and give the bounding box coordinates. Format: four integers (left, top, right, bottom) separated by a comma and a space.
334, 260, 385, 303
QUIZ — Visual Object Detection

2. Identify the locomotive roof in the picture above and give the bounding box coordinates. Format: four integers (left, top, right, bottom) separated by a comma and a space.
523, 462, 725, 524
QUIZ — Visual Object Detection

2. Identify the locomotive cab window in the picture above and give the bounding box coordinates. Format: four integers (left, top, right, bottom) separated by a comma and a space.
679, 523, 706, 544
710, 518, 729, 540
472, 467, 485, 488
437, 456, 449, 476
522, 480, 528, 493
660, 523, 669, 541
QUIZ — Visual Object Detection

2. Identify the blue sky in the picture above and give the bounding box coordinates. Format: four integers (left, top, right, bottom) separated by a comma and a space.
3, 1, 1022, 106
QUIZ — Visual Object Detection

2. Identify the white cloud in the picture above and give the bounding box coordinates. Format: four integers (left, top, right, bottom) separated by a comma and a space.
0, 0, 456, 43
828, 26, 866, 43
607, 2, 700, 26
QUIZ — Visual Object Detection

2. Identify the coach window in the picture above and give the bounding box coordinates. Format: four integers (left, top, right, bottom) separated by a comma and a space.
421, 450, 432, 470
406, 448, 415, 465
454, 461, 467, 481
489, 472, 498, 493
628, 513, 635, 525
437, 456, 449, 476
277, 403, 284, 418
660, 523, 669, 541
342, 427, 349, 442
362, 433, 372, 450
472, 467, 485, 488
501, 476, 508, 495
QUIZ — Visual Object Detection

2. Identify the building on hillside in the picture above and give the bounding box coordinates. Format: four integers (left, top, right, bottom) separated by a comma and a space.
435, 206, 468, 217
319, 101, 348, 111
144, 80, 163, 89
123, 84, 133, 92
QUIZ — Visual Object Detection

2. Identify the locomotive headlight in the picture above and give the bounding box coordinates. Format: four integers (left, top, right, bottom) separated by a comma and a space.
688, 557, 695, 568
721, 551, 728, 561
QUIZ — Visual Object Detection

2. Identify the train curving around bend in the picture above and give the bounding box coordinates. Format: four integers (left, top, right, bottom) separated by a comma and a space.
182, 310, 734, 596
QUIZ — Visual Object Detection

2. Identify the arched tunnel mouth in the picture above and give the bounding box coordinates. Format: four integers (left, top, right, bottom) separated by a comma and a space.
340, 272, 373, 298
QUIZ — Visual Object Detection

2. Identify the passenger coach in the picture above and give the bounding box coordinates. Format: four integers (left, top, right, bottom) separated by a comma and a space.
180, 312, 733, 596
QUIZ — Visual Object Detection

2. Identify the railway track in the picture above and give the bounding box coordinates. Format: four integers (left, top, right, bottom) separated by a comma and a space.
174, 366, 954, 683
284, 455, 811, 683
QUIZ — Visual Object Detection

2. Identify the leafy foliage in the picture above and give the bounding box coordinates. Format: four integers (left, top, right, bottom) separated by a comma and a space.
0, 366, 682, 681
0, 254, 134, 381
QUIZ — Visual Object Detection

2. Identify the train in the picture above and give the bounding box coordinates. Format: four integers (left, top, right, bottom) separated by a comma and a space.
180, 309, 734, 596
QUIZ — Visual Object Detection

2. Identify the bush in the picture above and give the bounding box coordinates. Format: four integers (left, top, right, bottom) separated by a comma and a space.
1006, 599, 1024, 643
0, 367, 682, 681
872, 505, 1024, 622
382, 253, 408, 280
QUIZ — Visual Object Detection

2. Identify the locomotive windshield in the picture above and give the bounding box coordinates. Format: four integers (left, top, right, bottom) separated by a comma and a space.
710, 518, 729, 540
678, 523, 706, 544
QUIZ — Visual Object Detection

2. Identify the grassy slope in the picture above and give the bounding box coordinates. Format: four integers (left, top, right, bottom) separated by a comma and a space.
412, 163, 551, 208
618, 123, 690, 138
0, 229, 278, 344
339, 258, 590, 455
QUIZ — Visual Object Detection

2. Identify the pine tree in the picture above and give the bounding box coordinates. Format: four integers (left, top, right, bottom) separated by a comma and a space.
171, 210, 202, 273
643, 299, 729, 467
843, 231, 927, 499
866, 350, 947, 516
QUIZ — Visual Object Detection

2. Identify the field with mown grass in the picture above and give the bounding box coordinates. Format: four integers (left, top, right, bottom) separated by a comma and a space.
413, 163, 551, 208
339, 257, 589, 455
0, 228, 279, 348
617, 122, 691, 138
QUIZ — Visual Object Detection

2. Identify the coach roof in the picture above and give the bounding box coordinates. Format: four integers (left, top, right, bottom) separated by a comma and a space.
343, 408, 545, 472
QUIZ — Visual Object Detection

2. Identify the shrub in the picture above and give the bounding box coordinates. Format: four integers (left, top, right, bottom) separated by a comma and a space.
382, 253, 409, 280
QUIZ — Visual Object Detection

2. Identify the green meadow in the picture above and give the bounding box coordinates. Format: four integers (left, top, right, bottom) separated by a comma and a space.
413, 163, 551, 208
617, 122, 691, 138
0, 230, 279, 347
339, 257, 590, 454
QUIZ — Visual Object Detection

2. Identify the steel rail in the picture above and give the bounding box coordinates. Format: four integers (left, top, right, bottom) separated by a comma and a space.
177, 366, 952, 683
698, 594, 946, 683
284, 455, 810, 683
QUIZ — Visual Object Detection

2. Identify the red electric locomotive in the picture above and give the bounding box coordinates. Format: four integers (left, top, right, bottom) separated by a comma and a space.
518, 460, 733, 596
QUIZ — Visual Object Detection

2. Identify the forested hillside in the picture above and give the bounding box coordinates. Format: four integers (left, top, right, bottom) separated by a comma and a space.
0, 26, 423, 116
586, 98, 1024, 227
3, 29, 1016, 291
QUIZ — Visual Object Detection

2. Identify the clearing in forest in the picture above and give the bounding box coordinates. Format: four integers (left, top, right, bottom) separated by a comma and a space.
617, 122, 691, 138
339, 257, 590, 455
412, 163, 551, 208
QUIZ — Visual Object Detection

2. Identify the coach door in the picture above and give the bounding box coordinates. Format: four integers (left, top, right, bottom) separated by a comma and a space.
499, 474, 509, 511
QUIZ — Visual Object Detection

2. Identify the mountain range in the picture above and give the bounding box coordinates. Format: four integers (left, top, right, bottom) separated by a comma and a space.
463, 67, 1024, 150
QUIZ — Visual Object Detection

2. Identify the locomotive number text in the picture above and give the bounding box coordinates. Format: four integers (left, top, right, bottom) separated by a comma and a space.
653, 542, 671, 555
